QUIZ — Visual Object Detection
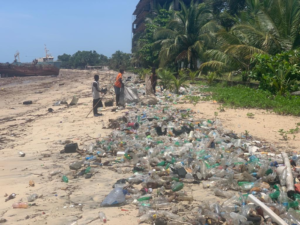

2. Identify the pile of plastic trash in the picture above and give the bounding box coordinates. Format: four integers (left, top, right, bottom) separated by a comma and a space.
76, 95, 300, 225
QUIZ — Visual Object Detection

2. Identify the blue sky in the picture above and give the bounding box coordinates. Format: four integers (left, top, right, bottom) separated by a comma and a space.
0, 0, 139, 62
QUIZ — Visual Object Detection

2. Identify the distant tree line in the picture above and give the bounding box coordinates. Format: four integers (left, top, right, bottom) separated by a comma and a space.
57, 50, 132, 70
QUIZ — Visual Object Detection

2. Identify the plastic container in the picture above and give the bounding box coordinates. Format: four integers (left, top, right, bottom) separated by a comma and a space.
62, 175, 69, 183
27, 194, 38, 202
12, 202, 29, 209
137, 195, 152, 202
100, 188, 126, 207
99, 211, 107, 223
171, 182, 184, 192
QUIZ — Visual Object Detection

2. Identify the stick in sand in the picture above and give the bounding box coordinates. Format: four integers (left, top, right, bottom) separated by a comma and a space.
86, 93, 106, 118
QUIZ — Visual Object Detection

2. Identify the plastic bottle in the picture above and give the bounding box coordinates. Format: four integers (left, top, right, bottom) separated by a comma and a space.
100, 188, 126, 207
279, 167, 287, 186
50, 170, 61, 176
27, 194, 38, 202
99, 211, 107, 223
177, 196, 193, 201
289, 201, 299, 209
279, 190, 289, 210
171, 182, 184, 192
223, 205, 240, 213
222, 195, 240, 208
62, 175, 69, 183
202, 181, 216, 189
230, 212, 247, 225
137, 195, 152, 202
240, 182, 254, 191
214, 188, 234, 198
5, 193, 16, 202
12, 202, 29, 209
85, 166, 91, 174
157, 161, 165, 166
138, 211, 155, 224
269, 185, 280, 200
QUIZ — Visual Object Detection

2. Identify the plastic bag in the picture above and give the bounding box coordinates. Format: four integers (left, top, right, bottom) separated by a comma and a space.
69, 96, 79, 106
124, 86, 139, 103
100, 188, 126, 207
119, 88, 125, 106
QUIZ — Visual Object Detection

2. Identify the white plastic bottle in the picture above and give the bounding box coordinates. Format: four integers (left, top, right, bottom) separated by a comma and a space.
99, 211, 107, 223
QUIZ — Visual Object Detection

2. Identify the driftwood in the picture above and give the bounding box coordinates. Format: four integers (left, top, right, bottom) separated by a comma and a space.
282, 152, 295, 196
248, 194, 288, 225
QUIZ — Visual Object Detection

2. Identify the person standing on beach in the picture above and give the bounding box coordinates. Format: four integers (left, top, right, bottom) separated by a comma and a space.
151, 67, 157, 94
114, 69, 124, 106
92, 75, 106, 117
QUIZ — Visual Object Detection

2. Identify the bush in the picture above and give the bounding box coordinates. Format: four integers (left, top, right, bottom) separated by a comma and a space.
250, 50, 300, 95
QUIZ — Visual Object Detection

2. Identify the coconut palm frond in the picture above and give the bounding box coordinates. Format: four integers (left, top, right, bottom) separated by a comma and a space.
199, 61, 228, 71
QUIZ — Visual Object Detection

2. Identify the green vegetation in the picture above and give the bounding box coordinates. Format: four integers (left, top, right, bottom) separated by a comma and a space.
58, 51, 108, 69
183, 95, 201, 106
132, 0, 300, 96
132, 7, 172, 68
278, 124, 300, 140
217, 105, 225, 112
250, 51, 300, 95
157, 69, 173, 90
246, 113, 255, 119
244, 130, 250, 139
108, 51, 131, 71
203, 85, 300, 116
57, 50, 131, 70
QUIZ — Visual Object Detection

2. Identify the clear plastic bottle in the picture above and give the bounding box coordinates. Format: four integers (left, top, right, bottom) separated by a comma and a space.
230, 212, 247, 225
99, 211, 107, 223
50, 170, 61, 176
27, 194, 38, 202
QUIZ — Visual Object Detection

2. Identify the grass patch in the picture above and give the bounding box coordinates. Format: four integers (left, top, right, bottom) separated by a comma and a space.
202, 85, 300, 116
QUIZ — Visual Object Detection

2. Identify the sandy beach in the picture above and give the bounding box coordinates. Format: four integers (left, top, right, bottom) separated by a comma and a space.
0, 69, 299, 225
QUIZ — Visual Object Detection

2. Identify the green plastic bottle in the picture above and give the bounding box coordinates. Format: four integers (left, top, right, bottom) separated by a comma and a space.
62, 175, 69, 183
238, 181, 252, 187
294, 193, 300, 200
165, 163, 170, 169
85, 167, 91, 174
171, 157, 176, 164
124, 154, 131, 160
137, 196, 152, 202
265, 168, 273, 175
269, 185, 280, 200
157, 161, 166, 166
289, 201, 299, 209
172, 182, 184, 192
172, 177, 179, 182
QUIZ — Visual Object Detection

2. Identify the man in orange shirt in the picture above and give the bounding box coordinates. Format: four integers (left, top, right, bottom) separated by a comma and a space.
114, 69, 124, 106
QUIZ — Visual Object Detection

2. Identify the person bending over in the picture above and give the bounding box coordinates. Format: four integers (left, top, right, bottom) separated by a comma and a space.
114, 69, 124, 106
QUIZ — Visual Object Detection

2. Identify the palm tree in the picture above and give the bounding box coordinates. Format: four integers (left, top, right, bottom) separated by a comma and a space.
234, 0, 300, 52
200, 0, 300, 73
170, 74, 189, 94
157, 69, 173, 90
155, 0, 221, 70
